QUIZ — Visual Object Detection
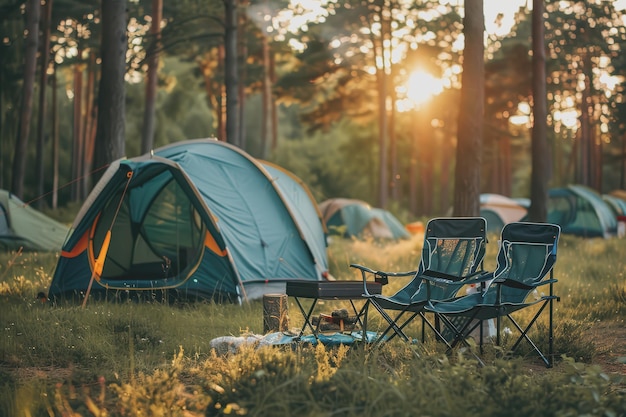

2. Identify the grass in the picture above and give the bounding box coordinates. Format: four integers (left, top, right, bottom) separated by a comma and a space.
1, 233, 625, 416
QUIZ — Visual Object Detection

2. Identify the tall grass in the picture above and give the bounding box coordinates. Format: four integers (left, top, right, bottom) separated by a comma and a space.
1, 234, 625, 416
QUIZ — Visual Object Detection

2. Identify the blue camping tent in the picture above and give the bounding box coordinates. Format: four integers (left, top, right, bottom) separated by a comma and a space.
48, 139, 329, 303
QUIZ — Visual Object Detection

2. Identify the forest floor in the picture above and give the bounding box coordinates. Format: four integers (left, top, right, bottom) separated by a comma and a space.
588, 320, 626, 376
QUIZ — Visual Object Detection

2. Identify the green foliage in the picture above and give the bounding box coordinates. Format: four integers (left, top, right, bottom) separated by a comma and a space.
44, 347, 626, 417
269, 119, 380, 203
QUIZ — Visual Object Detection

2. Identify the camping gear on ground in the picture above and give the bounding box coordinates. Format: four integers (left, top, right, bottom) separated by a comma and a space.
319, 198, 410, 240
47, 139, 329, 304
425, 222, 561, 368
311, 309, 358, 332
351, 217, 488, 346
209, 330, 380, 354
0, 190, 69, 252
286, 280, 381, 340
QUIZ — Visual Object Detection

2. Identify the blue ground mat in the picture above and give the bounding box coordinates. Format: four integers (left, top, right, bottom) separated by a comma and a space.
210, 331, 381, 354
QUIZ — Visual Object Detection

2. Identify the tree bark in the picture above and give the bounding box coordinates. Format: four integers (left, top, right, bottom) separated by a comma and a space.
528, 0, 550, 222
452, 0, 484, 217
269, 51, 278, 152
377, 0, 389, 209
52, 68, 59, 209
82, 52, 97, 198
261, 13, 271, 157
35, 0, 53, 209
71, 59, 84, 201
94, 0, 127, 180
238, 0, 248, 150
141, 0, 162, 154
11, 0, 40, 199
223, 0, 240, 146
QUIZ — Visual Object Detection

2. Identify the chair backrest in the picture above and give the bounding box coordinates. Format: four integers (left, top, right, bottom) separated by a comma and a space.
421, 217, 488, 278
484, 222, 560, 304
393, 217, 487, 302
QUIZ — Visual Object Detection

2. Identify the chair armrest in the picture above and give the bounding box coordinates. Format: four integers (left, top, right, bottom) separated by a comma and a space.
421, 275, 454, 285
461, 271, 495, 286
421, 270, 493, 286
349, 264, 417, 278
493, 277, 558, 290
535, 278, 558, 286
349, 264, 417, 291
421, 269, 460, 282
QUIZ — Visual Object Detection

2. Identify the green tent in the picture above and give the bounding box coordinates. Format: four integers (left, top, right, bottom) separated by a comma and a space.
48, 139, 329, 303
0, 190, 68, 251
319, 198, 410, 240
603, 193, 626, 216
547, 185, 616, 238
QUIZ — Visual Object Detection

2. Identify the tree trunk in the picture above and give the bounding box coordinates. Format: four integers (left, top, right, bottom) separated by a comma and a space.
238, 0, 248, 150
141, 0, 162, 154
527, 0, 550, 222
390, 73, 398, 202
452, 0, 484, 217
223, 0, 240, 146
71, 60, 84, 201
409, 115, 418, 216
269, 51, 278, 152
11, 0, 40, 199
35, 0, 53, 209
579, 50, 593, 187
261, 21, 270, 157
82, 51, 97, 198
94, 0, 127, 179
0, 29, 3, 189
218, 45, 226, 141
419, 112, 433, 216
52, 68, 59, 209
376, 1, 389, 209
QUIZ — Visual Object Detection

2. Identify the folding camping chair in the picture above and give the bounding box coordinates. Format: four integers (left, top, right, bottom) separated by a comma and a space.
425, 222, 561, 367
350, 217, 488, 345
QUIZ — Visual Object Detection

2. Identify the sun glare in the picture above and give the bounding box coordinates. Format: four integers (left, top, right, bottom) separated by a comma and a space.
405, 70, 445, 108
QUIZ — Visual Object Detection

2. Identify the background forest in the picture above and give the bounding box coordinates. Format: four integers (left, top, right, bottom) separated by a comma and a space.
1, 0, 625, 222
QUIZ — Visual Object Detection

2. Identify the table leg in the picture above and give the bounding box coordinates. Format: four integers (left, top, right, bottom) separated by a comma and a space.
294, 297, 318, 336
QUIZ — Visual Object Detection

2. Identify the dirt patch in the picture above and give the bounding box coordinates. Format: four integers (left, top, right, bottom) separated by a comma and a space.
588, 321, 626, 376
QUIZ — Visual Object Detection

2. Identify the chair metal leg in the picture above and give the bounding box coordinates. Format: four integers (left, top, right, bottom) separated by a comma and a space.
508, 301, 551, 367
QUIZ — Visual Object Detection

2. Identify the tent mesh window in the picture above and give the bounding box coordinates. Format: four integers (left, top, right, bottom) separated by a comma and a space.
92, 176, 205, 283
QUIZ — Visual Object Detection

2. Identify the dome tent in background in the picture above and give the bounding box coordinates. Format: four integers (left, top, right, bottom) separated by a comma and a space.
603, 191, 626, 216
48, 139, 329, 304
319, 198, 410, 240
479, 193, 528, 235
546, 184, 617, 239
0, 190, 69, 252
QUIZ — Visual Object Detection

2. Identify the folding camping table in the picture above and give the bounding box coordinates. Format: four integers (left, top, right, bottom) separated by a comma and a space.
285, 280, 382, 341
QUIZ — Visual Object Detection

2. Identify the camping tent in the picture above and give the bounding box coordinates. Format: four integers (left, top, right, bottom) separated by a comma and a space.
260, 161, 329, 268
479, 193, 528, 235
603, 192, 626, 216
319, 198, 410, 240
48, 139, 329, 303
0, 190, 69, 251
547, 184, 617, 238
